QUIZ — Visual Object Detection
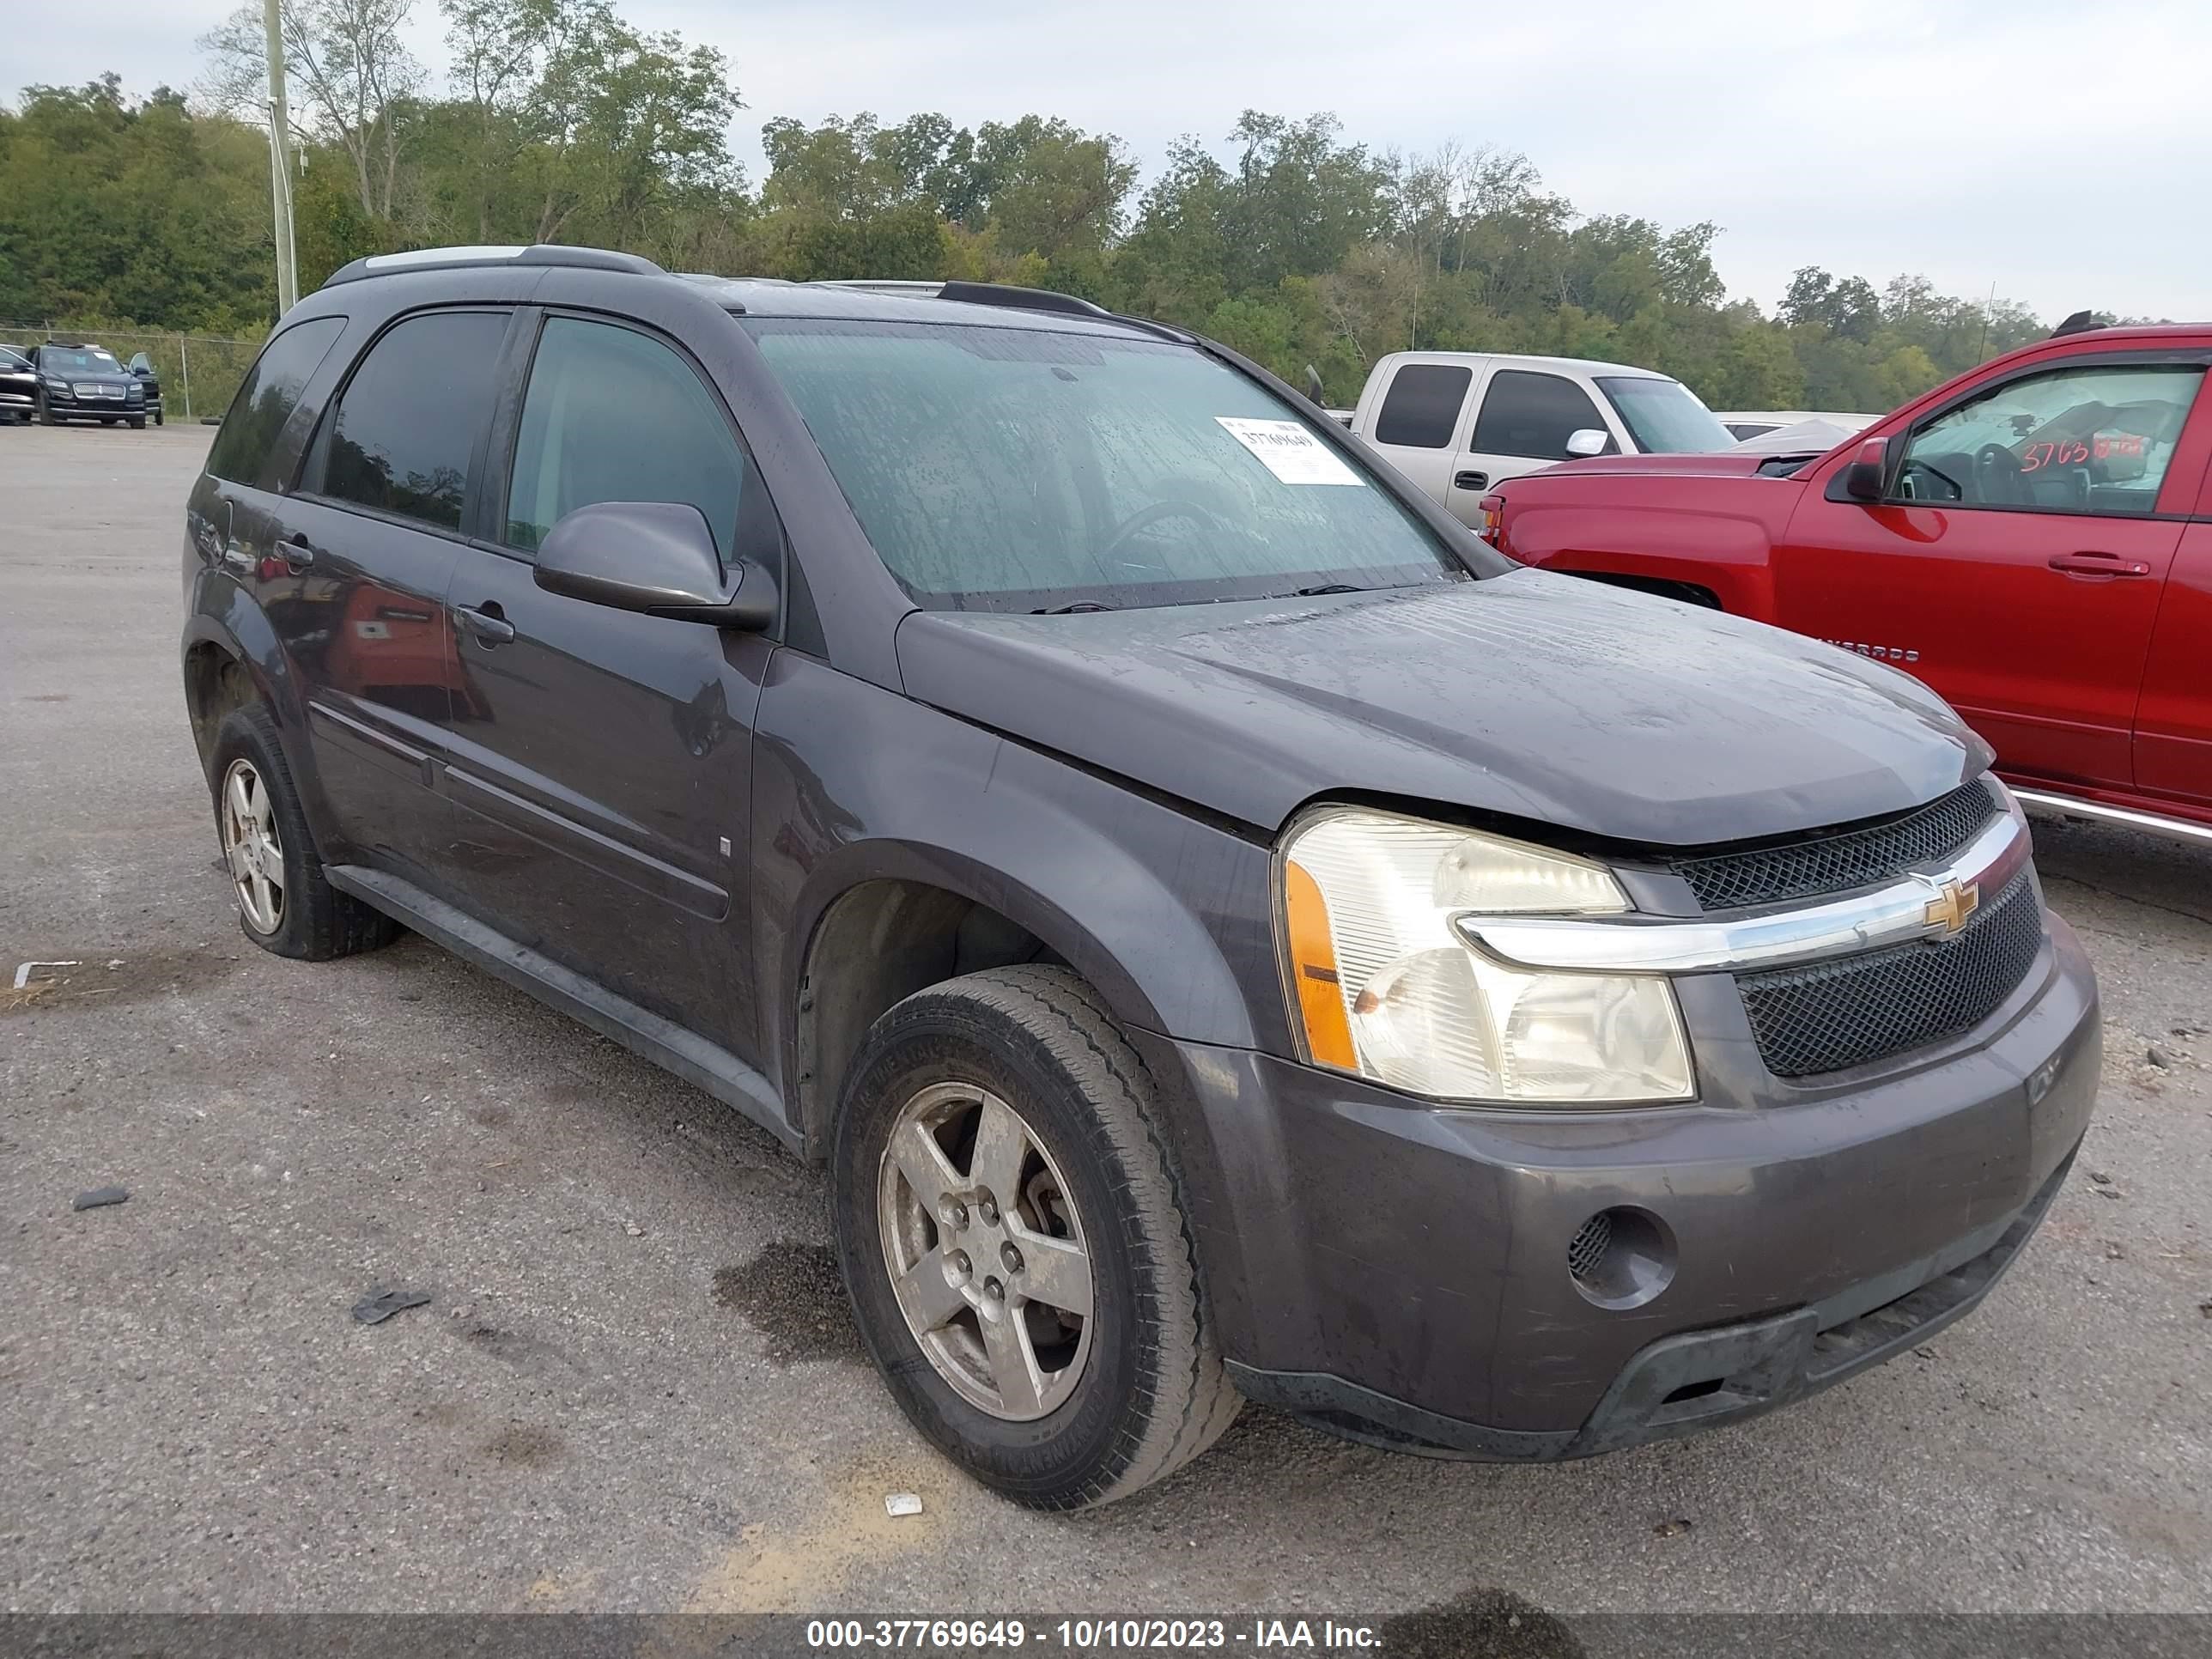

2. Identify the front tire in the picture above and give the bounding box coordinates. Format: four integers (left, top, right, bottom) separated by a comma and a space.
128, 416, 146, 429
36, 393, 58, 426
207, 702, 400, 960
832, 965, 1238, 1510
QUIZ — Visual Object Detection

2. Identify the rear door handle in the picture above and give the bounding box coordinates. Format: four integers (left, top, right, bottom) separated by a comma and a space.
456, 603, 516, 645
2048, 550, 2152, 578
282, 532, 316, 573
1452, 470, 1489, 491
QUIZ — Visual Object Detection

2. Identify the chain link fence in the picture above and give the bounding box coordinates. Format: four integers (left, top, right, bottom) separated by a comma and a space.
0, 321, 268, 425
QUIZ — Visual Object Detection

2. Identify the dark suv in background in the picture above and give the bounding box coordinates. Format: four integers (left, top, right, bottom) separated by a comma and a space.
180, 246, 2100, 1509
27, 340, 148, 427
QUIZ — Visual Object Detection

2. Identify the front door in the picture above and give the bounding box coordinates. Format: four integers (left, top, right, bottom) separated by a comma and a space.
1774, 356, 2206, 791
437, 310, 778, 1056
1461, 367, 1621, 518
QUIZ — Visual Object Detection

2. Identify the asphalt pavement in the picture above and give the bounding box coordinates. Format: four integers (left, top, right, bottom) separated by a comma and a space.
3, 423, 2208, 1619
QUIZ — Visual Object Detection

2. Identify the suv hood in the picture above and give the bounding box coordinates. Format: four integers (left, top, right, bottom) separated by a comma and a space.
895, 572, 1989, 847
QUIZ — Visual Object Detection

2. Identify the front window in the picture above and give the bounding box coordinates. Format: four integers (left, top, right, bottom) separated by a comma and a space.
505, 316, 748, 557
1896, 362, 2205, 516
1596, 376, 1735, 453
40, 347, 124, 375
1469, 369, 1612, 460
744, 319, 1467, 611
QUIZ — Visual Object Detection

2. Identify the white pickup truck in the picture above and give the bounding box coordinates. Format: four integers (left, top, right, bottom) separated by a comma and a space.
1340, 351, 1737, 529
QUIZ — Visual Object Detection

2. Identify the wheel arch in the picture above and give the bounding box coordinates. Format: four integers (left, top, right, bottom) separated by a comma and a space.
181, 611, 308, 772
790, 853, 1174, 1163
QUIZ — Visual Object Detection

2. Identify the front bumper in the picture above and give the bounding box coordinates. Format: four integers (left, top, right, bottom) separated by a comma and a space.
1135, 912, 2100, 1459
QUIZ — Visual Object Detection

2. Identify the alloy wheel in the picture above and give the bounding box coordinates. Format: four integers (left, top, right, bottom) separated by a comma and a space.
877, 1080, 1094, 1420
220, 758, 285, 934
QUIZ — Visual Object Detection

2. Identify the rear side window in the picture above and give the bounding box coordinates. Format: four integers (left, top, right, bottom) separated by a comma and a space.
317, 310, 508, 532
1373, 363, 1472, 448
504, 317, 745, 556
205, 317, 345, 486
1471, 370, 1609, 460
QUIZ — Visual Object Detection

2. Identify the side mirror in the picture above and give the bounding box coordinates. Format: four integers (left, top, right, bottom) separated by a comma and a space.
1837, 437, 1887, 502
1304, 364, 1327, 407
533, 501, 775, 630
128, 353, 153, 375
1564, 428, 1608, 459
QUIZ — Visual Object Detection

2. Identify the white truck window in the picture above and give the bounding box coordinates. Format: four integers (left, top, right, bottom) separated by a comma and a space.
1470, 370, 1609, 460
1374, 363, 1471, 448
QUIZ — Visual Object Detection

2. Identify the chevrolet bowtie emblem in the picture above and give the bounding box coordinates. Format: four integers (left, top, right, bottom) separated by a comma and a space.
1923, 877, 1980, 936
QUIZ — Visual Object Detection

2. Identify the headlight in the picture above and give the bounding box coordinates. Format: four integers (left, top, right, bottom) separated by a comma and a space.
1279, 807, 1692, 1104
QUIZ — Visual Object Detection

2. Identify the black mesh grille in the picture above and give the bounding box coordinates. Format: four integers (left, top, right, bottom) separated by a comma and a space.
1567, 1212, 1613, 1284
1738, 872, 2043, 1078
1672, 781, 1999, 912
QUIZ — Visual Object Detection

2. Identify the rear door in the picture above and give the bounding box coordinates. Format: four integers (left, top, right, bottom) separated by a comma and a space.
1773, 353, 2206, 792
1461, 367, 1621, 516
435, 307, 779, 1057
2134, 453, 2212, 806
1358, 357, 1481, 507
282, 307, 514, 887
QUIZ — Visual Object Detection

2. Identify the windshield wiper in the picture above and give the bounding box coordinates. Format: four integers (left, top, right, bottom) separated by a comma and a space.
1291, 583, 1363, 597
1034, 599, 1116, 614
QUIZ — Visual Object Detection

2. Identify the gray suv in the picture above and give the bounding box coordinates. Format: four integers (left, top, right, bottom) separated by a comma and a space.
180, 246, 2100, 1509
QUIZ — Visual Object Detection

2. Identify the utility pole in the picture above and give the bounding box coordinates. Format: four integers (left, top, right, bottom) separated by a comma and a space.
264, 0, 299, 314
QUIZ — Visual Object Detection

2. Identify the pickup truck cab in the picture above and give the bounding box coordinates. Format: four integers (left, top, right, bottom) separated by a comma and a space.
1485, 325, 2212, 845
1347, 350, 1735, 526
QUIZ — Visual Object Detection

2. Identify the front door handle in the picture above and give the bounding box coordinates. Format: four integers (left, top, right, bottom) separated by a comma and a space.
281, 532, 316, 574
1452, 470, 1489, 491
457, 603, 516, 645
2048, 550, 2152, 578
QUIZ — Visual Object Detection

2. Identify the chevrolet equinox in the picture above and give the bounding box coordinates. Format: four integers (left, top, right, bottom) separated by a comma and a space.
180, 246, 2101, 1509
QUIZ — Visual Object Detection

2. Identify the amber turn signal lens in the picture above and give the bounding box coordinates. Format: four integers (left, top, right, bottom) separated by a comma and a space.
1284, 859, 1357, 1070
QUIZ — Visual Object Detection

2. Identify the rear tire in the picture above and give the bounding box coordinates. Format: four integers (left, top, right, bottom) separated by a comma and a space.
207, 702, 400, 961
832, 964, 1239, 1510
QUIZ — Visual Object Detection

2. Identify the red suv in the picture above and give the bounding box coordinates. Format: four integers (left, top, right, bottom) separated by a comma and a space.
1484, 325, 2212, 844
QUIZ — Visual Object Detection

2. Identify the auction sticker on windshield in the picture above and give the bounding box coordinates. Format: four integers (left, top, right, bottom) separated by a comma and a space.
1214, 417, 1364, 485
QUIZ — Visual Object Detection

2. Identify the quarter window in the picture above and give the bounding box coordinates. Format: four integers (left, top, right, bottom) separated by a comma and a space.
1898, 362, 2206, 515
1373, 363, 1472, 448
318, 311, 509, 532
205, 317, 345, 487
1471, 370, 1610, 460
504, 317, 746, 556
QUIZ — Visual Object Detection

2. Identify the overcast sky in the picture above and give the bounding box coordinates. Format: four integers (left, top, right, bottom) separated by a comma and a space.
13, 0, 2209, 322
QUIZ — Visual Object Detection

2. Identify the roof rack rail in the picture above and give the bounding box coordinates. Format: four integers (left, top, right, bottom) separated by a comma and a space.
929, 280, 1194, 344
321, 244, 665, 289
935, 280, 1109, 318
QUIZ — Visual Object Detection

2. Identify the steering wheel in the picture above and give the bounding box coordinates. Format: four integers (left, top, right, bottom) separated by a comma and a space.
1972, 442, 2025, 505
1096, 499, 1224, 567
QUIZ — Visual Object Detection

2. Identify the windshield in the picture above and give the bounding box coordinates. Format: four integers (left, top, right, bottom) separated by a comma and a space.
1596, 375, 1735, 453
43, 347, 123, 375
744, 318, 1467, 611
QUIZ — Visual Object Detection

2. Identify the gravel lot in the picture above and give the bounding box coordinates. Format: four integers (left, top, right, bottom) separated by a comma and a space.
3, 423, 2209, 1621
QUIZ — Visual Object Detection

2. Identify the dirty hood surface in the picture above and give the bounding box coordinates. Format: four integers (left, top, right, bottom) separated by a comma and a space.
893, 570, 1989, 847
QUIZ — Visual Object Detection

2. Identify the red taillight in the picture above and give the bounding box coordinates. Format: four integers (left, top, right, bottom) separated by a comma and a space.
1475, 493, 1506, 549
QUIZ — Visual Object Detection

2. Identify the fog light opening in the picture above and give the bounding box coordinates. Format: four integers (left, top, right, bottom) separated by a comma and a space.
1568, 1206, 1676, 1310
